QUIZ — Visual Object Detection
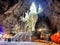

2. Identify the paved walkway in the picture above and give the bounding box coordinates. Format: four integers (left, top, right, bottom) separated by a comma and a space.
0, 42, 43, 45
0, 42, 59, 45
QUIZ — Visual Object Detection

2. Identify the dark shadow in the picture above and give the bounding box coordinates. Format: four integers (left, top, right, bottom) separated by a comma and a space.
0, 0, 18, 15
34, 13, 57, 41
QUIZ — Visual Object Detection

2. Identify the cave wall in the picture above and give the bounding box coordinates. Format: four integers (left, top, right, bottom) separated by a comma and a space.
46, 0, 60, 31
0, 0, 32, 34
0, 0, 60, 34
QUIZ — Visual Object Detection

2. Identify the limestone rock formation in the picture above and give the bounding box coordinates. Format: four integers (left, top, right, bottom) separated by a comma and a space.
0, 0, 32, 34
0, 0, 60, 35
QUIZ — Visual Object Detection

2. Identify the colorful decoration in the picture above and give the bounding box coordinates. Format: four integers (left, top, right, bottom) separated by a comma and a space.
51, 32, 60, 44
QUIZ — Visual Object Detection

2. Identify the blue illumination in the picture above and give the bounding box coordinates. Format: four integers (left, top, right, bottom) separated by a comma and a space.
30, 2, 43, 14
34, 0, 48, 11
0, 25, 4, 34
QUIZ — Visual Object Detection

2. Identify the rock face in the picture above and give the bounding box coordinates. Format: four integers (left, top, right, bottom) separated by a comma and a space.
49, 0, 60, 31
32, 0, 60, 41
0, 0, 18, 15
0, 0, 60, 36
44, 0, 60, 32
53, 0, 60, 31
0, 0, 32, 34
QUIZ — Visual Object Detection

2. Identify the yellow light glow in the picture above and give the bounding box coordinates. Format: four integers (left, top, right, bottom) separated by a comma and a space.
3, 34, 13, 38
38, 28, 47, 32
38, 29, 42, 32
